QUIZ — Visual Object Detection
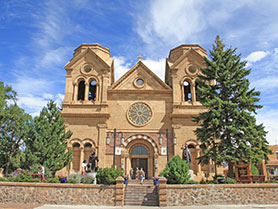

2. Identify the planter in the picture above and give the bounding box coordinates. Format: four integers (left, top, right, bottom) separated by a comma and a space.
59, 178, 67, 183
218, 178, 226, 184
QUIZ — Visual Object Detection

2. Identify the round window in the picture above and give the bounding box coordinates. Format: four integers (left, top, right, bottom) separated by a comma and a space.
136, 78, 144, 86
127, 102, 152, 126
84, 66, 91, 73
188, 65, 197, 74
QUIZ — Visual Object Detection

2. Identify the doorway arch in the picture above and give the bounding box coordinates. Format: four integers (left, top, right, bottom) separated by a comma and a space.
124, 137, 156, 179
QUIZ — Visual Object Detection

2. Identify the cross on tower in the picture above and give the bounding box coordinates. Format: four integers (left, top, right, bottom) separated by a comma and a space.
137, 54, 143, 61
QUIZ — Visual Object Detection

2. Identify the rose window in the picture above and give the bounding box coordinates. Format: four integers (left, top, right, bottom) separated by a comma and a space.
127, 102, 152, 126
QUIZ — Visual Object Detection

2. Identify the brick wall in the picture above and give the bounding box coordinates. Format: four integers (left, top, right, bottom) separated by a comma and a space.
0, 182, 115, 206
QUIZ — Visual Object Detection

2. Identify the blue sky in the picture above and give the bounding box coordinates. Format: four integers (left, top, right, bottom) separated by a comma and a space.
0, 0, 278, 144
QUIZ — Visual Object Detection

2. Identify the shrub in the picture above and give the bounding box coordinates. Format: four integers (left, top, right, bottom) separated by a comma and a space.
45, 177, 60, 183
0, 177, 7, 182
225, 177, 237, 184
67, 173, 81, 184
81, 176, 94, 184
251, 164, 259, 175
96, 167, 123, 184
160, 155, 191, 184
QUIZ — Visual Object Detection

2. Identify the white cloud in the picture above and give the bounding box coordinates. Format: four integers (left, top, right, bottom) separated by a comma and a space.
257, 109, 278, 145
251, 76, 278, 91
245, 51, 269, 67
113, 56, 131, 81
142, 59, 165, 81
43, 93, 54, 100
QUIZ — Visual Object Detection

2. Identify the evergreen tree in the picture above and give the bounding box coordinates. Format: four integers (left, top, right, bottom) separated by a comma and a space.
193, 36, 272, 177
23, 101, 72, 177
0, 82, 30, 175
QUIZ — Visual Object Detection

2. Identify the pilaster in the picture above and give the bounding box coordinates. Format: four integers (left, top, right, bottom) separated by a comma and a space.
97, 123, 107, 168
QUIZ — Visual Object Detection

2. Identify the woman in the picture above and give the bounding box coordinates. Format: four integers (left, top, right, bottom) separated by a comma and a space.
139, 168, 145, 184
81, 160, 87, 175
38, 165, 45, 182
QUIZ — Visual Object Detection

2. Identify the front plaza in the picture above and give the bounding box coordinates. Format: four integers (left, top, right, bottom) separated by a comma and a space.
61, 43, 222, 180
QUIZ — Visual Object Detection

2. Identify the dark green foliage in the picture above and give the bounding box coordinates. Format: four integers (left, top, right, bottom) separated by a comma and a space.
160, 155, 191, 184
193, 36, 272, 177
0, 83, 31, 175
225, 177, 237, 184
45, 177, 60, 183
8, 170, 41, 182
22, 101, 72, 177
96, 167, 123, 184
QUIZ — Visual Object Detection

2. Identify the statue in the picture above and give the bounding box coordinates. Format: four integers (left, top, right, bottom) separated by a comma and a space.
87, 151, 99, 172
182, 145, 192, 169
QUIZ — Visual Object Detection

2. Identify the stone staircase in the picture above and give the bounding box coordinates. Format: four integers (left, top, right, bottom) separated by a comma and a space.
124, 179, 159, 206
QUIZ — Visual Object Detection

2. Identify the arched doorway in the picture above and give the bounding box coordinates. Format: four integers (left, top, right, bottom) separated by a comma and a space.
125, 137, 156, 179
130, 145, 149, 178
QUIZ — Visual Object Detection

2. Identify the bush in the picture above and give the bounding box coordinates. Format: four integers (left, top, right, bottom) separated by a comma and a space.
251, 164, 259, 175
67, 174, 81, 184
81, 176, 95, 184
160, 155, 191, 184
96, 167, 123, 184
45, 177, 60, 183
225, 177, 237, 184
0, 177, 7, 182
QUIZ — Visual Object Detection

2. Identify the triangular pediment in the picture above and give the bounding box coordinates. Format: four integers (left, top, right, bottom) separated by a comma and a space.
65, 47, 113, 70
111, 61, 171, 91
169, 48, 205, 69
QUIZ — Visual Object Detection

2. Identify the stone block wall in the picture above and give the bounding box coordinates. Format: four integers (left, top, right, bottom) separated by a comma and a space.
165, 184, 278, 206
0, 182, 115, 206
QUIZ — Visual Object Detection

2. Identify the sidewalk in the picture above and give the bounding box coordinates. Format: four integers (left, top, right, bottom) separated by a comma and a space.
1, 204, 278, 209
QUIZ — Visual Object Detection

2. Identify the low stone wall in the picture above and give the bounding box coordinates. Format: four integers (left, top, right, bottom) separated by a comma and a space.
165, 184, 278, 206
0, 182, 115, 206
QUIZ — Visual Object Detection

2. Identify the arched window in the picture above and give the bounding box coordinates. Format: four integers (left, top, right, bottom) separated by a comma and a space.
73, 142, 80, 148
84, 143, 92, 148
88, 80, 97, 101
131, 145, 148, 155
77, 81, 85, 101
188, 144, 195, 149
184, 81, 191, 101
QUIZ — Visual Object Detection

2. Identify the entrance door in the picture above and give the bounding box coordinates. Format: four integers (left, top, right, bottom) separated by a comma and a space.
131, 158, 148, 179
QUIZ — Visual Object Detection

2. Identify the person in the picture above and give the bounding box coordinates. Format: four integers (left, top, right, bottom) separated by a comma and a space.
88, 151, 99, 172
182, 145, 192, 169
135, 167, 139, 180
129, 168, 134, 179
139, 168, 145, 184
38, 165, 45, 182
11, 168, 22, 177
81, 160, 87, 175
0, 168, 4, 178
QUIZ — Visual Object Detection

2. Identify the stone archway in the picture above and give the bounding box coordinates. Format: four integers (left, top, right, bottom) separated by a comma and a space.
123, 135, 158, 179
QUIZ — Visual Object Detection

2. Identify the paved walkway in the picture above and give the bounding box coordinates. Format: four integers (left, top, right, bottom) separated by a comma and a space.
1, 204, 278, 209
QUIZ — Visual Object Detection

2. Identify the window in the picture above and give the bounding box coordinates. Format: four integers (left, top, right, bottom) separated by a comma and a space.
84, 143, 92, 148
184, 81, 191, 101
77, 81, 85, 100
73, 143, 80, 148
131, 145, 148, 155
276, 152, 278, 160
88, 80, 97, 101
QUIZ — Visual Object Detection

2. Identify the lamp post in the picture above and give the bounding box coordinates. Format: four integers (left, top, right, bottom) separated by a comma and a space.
106, 128, 124, 167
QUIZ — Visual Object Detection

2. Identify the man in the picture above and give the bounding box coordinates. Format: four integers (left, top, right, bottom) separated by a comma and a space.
88, 151, 98, 172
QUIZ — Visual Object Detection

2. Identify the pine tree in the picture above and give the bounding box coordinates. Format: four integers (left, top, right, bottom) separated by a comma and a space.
0, 82, 30, 175
193, 36, 272, 177
23, 101, 72, 177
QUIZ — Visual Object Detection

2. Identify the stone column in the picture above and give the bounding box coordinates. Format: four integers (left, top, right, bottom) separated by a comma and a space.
73, 82, 78, 102
79, 147, 84, 172
158, 177, 167, 207
85, 82, 89, 101
115, 176, 124, 206
196, 146, 201, 173
101, 70, 109, 103
171, 70, 179, 105
97, 124, 107, 168
192, 82, 196, 103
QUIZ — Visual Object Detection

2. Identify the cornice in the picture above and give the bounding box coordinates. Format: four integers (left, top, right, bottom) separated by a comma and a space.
108, 89, 172, 94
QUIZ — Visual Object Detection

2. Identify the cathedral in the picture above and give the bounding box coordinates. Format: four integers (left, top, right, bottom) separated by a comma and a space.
61, 43, 219, 181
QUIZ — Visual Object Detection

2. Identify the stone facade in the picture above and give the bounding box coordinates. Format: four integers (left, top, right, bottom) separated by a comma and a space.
61, 43, 220, 181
